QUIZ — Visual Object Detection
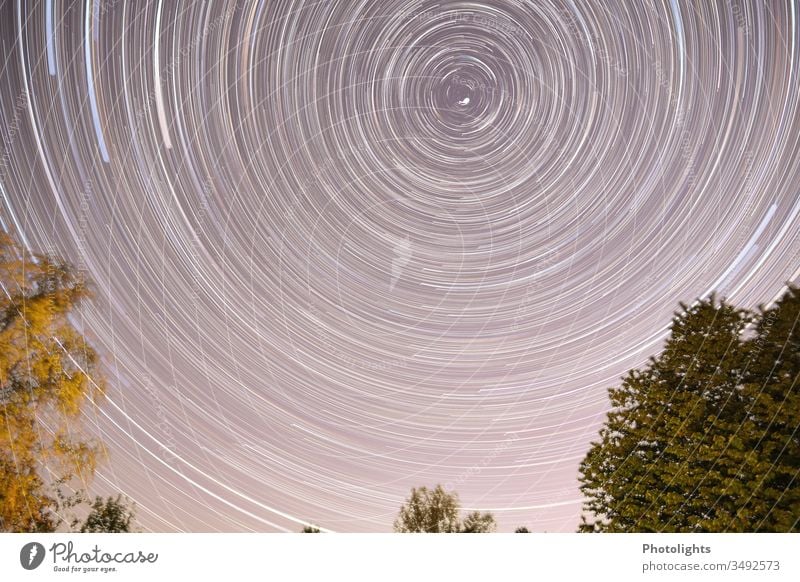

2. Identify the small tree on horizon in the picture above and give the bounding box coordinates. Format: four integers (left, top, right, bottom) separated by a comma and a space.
393, 484, 496, 533
394, 485, 461, 533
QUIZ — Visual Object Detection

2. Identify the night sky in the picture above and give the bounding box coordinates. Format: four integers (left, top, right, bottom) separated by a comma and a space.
1, 0, 799, 532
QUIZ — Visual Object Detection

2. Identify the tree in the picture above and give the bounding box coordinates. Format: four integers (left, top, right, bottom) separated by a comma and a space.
736, 285, 800, 531
393, 484, 496, 532
394, 485, 461, 532
0, 232, 105, 532
514, 526, 530, 533
80, 495, 136, 533
301, 525, 321, 533
578, 295, 754, 532
460, 510, 496, 533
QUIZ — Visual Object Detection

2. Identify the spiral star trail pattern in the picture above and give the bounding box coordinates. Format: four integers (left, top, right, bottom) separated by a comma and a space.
1, 0, 800, 532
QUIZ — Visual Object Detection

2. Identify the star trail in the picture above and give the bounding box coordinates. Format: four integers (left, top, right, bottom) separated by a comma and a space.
1, 0, 799, 532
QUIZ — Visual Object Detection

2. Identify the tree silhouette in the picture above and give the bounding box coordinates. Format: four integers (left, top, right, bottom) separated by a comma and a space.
579, 290, 799, 532
460, 510, 496, 533
393, 484, 496, 532
736, 285, 800, 531
394, 485, 461, 532
80, 495, 136, 533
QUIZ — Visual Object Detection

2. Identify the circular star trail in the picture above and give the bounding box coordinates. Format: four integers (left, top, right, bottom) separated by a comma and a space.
1, 0, 799, 531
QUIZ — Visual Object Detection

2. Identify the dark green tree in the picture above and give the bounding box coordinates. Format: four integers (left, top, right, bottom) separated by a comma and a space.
579, 295, 754, 531
514, 526, 530, 533
736, 285, 800, 531
80, 495, 136, 533
301, 525, 321, 533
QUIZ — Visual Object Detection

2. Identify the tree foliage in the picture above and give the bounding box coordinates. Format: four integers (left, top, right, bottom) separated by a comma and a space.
394, 485, 461, 532
460, 510, 496, 533
80, 495, 136, 533
579, 289, 800, 532
393, 484, 496, 532
0, 232, 105, 532
736, 286, 800, 531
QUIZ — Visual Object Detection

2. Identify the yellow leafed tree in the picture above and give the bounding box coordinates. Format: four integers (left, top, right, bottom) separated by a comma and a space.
0, 231, 105, 532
